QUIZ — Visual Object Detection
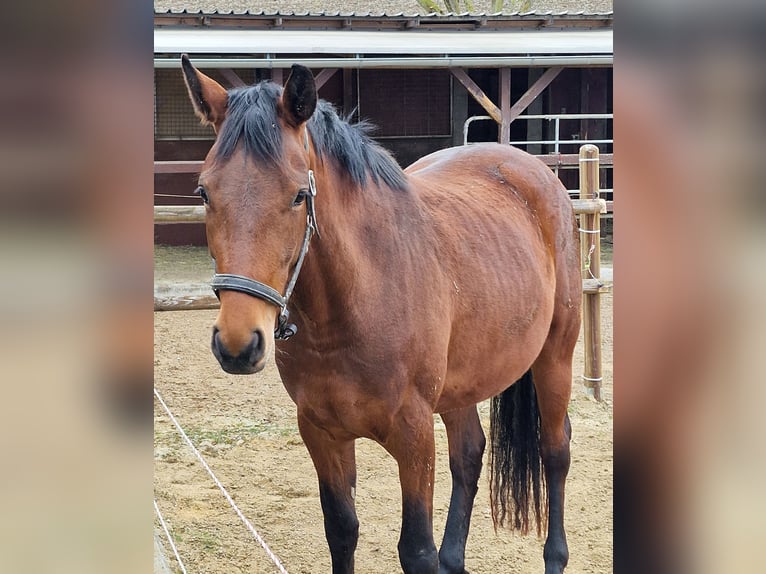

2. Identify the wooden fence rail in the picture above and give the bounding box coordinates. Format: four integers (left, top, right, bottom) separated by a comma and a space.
153, 199, 606, 223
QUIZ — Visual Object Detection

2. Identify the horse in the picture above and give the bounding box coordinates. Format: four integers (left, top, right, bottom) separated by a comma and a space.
181, 55, 581, 574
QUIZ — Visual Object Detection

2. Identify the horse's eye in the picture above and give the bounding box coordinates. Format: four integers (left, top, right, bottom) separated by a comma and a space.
194, 185, 209, 205
292, 190, 308, 207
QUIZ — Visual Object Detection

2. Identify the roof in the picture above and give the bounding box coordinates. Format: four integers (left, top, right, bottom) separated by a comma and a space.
156, 28, 612, 55
154, 0, 614, 18
153, 0, 613, 68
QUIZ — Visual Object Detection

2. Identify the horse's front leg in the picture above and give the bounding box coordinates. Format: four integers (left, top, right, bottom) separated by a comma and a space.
298, 414, 359, 574
384, 400, 439, 574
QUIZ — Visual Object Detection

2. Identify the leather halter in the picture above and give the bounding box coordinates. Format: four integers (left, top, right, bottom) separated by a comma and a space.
210, 131, 319, 340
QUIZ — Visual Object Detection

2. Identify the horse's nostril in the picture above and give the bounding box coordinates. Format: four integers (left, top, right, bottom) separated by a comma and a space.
211, 326, 225, 357
246, 329, 265, 364
211, 326, 266, 374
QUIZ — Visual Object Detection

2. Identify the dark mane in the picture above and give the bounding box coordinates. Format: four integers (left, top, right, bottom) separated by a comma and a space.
214, 81, 408, 192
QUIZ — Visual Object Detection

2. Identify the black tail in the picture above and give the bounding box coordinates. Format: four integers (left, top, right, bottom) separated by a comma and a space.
488, 369, 547, 536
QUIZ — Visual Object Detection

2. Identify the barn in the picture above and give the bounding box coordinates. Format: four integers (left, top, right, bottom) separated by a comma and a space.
153, 1, 613, 245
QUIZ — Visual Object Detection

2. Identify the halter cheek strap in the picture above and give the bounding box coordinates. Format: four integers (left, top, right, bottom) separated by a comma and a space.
210, 131, 318, 341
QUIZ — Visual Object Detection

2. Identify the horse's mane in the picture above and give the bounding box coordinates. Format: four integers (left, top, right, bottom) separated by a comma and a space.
213, 81, 408, 192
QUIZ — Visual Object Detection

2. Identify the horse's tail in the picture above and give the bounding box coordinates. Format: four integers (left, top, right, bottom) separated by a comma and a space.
488, 369, 547, 536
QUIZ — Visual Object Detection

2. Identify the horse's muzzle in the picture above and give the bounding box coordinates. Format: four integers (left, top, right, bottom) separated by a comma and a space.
211, 326, 266, 374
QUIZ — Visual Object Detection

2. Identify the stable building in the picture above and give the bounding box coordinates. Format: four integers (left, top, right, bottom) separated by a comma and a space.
154, 2, 613, 244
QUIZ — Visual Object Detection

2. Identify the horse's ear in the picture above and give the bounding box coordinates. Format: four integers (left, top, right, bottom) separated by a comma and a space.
181, 54, 228, 133
281, 64, 317, 127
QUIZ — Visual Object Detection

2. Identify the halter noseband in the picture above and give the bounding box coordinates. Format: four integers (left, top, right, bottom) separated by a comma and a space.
210, 132, 319, 340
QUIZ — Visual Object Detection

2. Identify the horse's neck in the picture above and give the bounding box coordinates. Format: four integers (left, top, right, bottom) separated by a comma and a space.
290, 167, 417, 337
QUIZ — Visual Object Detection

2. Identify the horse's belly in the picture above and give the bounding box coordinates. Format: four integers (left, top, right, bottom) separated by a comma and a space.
434, 290, 555, 413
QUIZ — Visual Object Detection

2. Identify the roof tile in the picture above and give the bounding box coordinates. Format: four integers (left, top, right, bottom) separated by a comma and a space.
154, 1, 613, 17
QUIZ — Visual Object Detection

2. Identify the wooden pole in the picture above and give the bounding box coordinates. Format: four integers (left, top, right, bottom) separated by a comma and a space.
579, 144, 603, 400
499, 67, 511, 144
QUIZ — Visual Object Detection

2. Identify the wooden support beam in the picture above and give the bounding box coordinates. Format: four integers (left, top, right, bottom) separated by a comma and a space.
343, 69, 355, 120
314, 68, 338, 90
499, 68, 511, 144
509, 66, 563, 123
450, 67, 501, 124
219, 68, 246, 88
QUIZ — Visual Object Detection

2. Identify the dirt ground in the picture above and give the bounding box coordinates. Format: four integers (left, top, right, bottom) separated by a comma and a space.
154, 292, 612, 574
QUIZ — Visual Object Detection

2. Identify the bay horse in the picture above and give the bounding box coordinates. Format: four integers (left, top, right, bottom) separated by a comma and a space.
181, 56, 581, 574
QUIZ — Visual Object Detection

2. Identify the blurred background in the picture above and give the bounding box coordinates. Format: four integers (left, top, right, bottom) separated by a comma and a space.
616, 1, 766, 573
0, 1, 153, 572
0, 0, 764, 572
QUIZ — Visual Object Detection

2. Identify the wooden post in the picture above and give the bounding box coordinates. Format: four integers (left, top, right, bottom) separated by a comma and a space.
499, 67, 511, 144
579, 144, 603, 400
342, 69, 354, 121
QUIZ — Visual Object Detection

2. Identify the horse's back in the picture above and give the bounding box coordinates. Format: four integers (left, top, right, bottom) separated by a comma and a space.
407, 143, 570, 210
406, 143, 577, 275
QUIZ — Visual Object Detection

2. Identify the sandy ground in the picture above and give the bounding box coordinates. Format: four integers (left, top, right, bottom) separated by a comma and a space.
153, 286, 612, 573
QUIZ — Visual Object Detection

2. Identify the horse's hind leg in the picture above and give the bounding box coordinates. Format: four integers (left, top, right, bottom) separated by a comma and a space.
298, 414, 359, 574
532, 309, 579, 574
438, 406, 486, 574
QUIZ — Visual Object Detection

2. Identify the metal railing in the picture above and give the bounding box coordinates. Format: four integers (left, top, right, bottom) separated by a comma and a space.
463, 113, 613, 205
463, 113, 613, 152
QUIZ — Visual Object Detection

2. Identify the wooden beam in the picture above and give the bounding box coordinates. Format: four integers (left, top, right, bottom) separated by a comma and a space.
343, 69, 354, 120
582, 278, 612, 294
509, 66, 563, 122
499, 68, 511, 144
450, 67, 501, 124
219, 68, 246, 88
571, 198, 607, 215
537, 153, 613, 168
154, 205, 205, 223
155, 293, 219, 311
154, 160, 204, 174
154, 198, 605, 223
314, 68, 338, 90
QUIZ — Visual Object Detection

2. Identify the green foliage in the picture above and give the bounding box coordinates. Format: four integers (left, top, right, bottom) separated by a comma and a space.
417, 0, 444, 13
417, 0, 475, 14
493, 0, 533, 12
445, 0, 475, 13
417, 0, 533, 14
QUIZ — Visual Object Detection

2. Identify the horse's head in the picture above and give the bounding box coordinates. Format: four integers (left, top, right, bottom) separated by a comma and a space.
182, 56, 318, 374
